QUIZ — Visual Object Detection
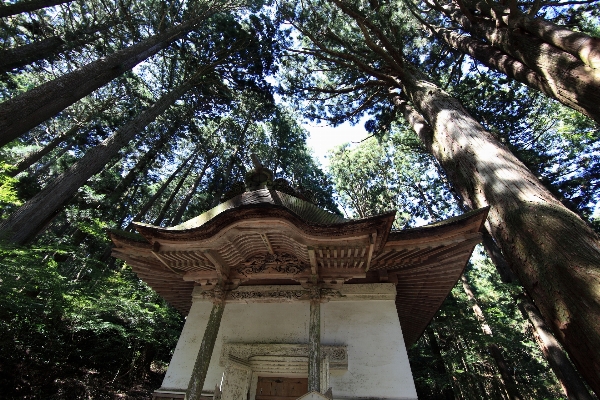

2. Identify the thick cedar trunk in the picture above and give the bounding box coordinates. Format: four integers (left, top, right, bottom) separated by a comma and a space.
395, 70, 600, 395
465, 0, 600, 69
460, 275, 523, 400
438, 5, 600, 123
127, 150, 198, 228
426, 327, 456, 400
153, 156, 197, 226
432, 26, 575, 113
0, 0, 72, 18
0, 21, 117, 73
170, 156, 212, 225
0, 80, 195, 244
0, 11, 213, 147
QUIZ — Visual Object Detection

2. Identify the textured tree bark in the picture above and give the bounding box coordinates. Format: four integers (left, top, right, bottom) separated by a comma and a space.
186, 299, 225, 400
0, 21, 117, 73
395, 69, 600, 395
518, 294, 595, 400
464, 0, 600, 68
0, 0, 73, 18
308, 289, 321, 393
0, 80, 195, 244
126, 150, 198, 228
432, 26, 574, 111
437, 5, 600, 123
0, 11, 213, 147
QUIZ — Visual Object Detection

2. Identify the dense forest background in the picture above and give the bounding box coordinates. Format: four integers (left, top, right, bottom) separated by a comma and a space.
0, 0, 599, 398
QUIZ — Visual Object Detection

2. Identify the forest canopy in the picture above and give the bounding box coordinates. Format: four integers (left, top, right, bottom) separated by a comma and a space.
0, 0, 599, 398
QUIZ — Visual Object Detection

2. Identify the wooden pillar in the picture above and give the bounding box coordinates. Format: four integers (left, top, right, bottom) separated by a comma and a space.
308, 286, 321, 393
186, 289, 226, 400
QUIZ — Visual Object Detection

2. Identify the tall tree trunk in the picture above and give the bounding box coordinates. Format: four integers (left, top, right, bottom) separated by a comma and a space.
0, 79, 196, 244
429, 25, 579, 116
170, 155, 213, 225
464, 0, 600, 68
0, 21, 118, 73
106, 122, 180, 203
0, 0, 73, 18
426, 327, 456, 400
435, 4, 600, 123
8, 98, 115, 176
460, 275, 523, 400
518, 293, 595, 400
152, 156, 198, 226
210, 150, 238, 208
126, 149, 199, 228
0, 8, 217, 147
393, 67, 600, 395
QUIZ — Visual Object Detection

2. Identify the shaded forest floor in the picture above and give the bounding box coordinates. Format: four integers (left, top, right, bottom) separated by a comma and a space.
0, 363, 165, 399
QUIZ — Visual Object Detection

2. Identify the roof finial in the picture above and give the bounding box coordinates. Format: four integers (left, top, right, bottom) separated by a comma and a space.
250, 153, 263, 170
245, 153, 273, 190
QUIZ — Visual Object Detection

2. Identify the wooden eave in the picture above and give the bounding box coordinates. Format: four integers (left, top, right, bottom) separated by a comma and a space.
371, 207, 489, 346
110, 201, 488, 347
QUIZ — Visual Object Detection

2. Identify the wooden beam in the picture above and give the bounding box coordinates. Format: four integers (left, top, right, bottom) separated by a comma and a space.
151, 251, 184, 276
203, 250, 230, 283
260, 233, 275, 254
307, 247, 318, 275
365, 233, 376, 272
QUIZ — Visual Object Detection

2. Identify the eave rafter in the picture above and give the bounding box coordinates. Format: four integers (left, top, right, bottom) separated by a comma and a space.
109, 192, 488, 345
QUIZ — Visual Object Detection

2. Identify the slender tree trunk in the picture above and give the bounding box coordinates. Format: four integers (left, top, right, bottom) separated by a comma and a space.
170, 155, 213, 225
153, 156, 198, 226
0, 79, 196, 244
518, 293, 595, 400
0, 8, 216, 146
0, 0, 73, 18
106, 123, 179, 203
10, 125, 81, 176
426, 327, 456, 400
126, 149, 198, 228
394, 67, 600, 395
460, 275, 523, 400
437, 4, 600, 123
29, 142, 72, 178
0, 21, 118, 73
8, 97, 115, 176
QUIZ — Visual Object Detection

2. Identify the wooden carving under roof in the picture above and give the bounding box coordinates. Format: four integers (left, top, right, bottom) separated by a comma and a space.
110, 184, 488, 346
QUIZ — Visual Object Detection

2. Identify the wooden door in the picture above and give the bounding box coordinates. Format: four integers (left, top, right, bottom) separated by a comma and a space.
255, 377, 308, 400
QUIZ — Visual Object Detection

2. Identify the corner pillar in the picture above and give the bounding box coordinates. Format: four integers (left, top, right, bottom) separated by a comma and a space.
185, 287, 226, 400
308, 286, 321, 393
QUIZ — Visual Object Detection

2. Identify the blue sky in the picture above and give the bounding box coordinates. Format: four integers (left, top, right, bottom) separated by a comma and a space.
304, 119, 370, 169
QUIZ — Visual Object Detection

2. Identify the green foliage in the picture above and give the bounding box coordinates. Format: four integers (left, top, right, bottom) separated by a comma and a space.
0, 238, 183, 398
328, 133, 566, 398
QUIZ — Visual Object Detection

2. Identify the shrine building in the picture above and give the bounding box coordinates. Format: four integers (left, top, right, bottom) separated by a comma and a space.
109, 158, 488, 400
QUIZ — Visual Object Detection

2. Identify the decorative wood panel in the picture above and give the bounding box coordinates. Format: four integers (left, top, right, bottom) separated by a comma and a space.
256, 377, 308, 400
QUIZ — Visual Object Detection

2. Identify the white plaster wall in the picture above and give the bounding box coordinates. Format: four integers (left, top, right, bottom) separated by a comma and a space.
322, 300, 417, 399
160, 284, 417, 399
160, 299, 212, 390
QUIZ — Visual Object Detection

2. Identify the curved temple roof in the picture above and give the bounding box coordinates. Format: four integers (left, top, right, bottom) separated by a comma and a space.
110, 187, 488, 346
